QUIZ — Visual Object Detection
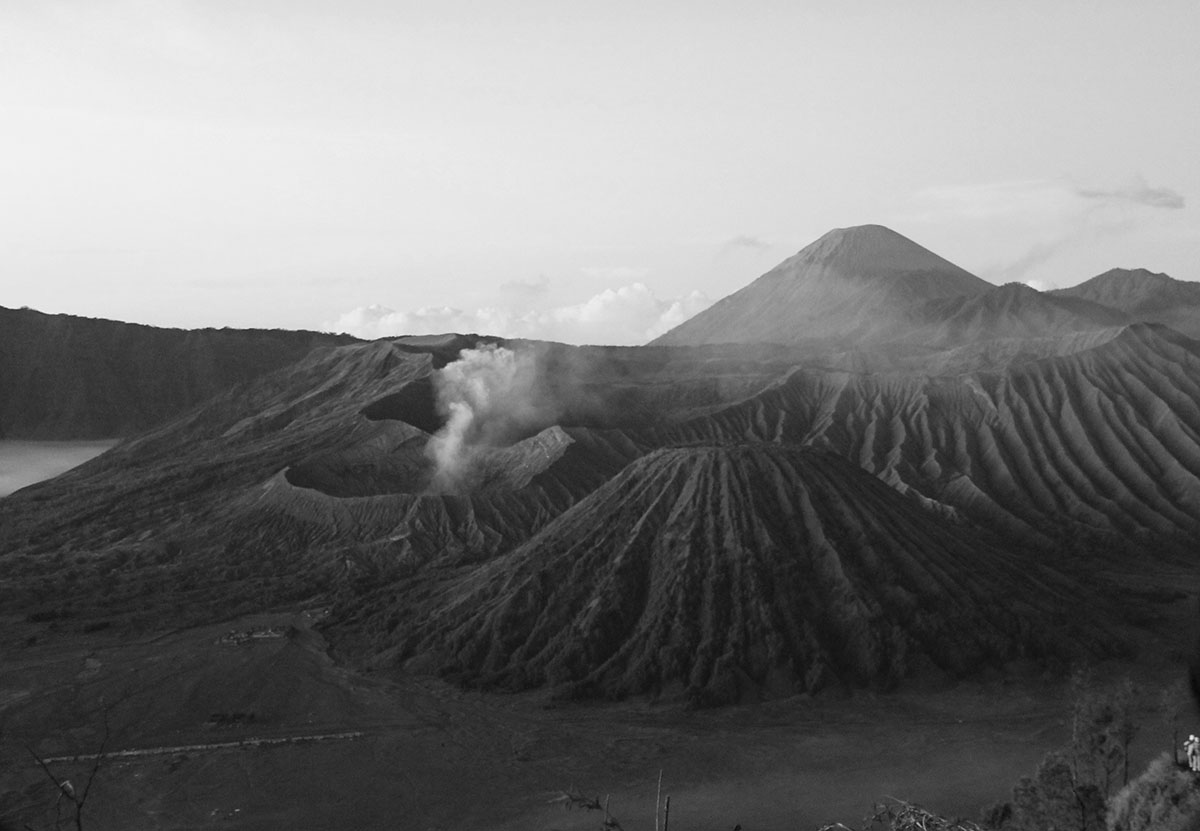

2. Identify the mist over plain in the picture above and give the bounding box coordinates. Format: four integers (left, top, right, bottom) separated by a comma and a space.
0, 440, 116, 497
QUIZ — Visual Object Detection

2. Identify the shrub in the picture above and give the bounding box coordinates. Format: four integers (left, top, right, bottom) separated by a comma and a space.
1106, 753, 1200, 831
983, 671, 1137, 830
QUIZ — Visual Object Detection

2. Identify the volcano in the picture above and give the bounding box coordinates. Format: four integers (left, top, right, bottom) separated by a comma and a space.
363, 444, 1115, 704
651, 224, 991, 346
2, 226, 1199, 710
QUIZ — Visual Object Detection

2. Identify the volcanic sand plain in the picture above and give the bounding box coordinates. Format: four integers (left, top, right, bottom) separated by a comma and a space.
1, 587, 1193, 831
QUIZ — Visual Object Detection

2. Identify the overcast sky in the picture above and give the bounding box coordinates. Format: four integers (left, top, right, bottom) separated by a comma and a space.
3, 1, 1197, 344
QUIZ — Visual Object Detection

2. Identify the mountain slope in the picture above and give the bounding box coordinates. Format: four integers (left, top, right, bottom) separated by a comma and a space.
3, 324, 1197, 701
0, 338, 794, 622
657, 324, 1200, 543
651, 225, 991, 346
1052, 269, 1200, 338
0, 305, 358, 439
363, 445, 1115, 703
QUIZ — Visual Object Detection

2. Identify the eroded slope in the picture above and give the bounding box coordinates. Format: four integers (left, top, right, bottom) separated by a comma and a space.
352, 445, 1115, 704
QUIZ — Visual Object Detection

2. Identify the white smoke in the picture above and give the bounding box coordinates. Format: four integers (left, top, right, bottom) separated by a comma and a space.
426, 344, 553, 491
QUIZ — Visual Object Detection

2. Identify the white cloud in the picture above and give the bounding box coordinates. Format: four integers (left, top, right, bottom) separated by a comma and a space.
718, 234, 772, 255
324, 283, 714, 346
902, 176, 1186, 282
1074, 177, 1185, 210
498, 274, 550, 298
909, 176, 1185, 224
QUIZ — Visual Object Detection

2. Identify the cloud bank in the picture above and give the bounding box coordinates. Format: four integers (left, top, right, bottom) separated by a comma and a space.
905, 175, 1187, 283
326, 283, 713, 346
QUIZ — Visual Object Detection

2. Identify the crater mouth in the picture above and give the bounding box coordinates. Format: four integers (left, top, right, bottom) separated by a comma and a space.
284, 426, 575, 498
360, 376, 444, 434
284, 434, 436, 498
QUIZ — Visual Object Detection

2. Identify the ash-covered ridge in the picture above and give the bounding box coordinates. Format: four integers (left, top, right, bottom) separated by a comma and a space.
367, 444, 1114, 704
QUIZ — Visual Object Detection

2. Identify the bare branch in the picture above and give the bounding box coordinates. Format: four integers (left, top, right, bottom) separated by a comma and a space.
78, 707, 110, 810
24, 743, 69, 795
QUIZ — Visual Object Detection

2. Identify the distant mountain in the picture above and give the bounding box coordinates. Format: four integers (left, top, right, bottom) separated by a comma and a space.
1052, 268, 1200, 338
651, 224, 992, 346
652, 226, 1200, 349
907, 282, 1128, 346
0, 306, 358, 439
379, 444, 1113, 703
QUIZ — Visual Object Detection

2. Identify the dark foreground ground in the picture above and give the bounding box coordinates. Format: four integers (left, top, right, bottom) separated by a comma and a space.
1, 594, 1192, 831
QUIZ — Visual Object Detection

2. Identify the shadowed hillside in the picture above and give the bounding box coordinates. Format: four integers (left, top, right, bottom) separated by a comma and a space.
346, 444, 1118, 704
0, 305, 358, 439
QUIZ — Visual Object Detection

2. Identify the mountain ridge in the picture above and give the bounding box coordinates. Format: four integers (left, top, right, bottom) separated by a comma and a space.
0, 305, 359, 439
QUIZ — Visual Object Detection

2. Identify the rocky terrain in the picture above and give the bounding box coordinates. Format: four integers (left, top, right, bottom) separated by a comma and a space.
3, 224, 1200, 827
4, 226, 1199, 700
363, 444, 1117, 705
0, 305, 357, 439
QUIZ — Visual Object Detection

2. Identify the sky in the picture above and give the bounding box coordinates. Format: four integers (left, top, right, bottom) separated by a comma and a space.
2, 0, 1198, 345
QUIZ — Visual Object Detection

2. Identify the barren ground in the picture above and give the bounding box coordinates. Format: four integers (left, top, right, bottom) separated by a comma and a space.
1, 598, 1191, 831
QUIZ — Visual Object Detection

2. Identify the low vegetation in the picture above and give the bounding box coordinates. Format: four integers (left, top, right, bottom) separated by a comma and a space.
818, 800, 986, 830
556, 672, 1198, 831
823, 671, 1200, 831
1106, 753, 1200, 831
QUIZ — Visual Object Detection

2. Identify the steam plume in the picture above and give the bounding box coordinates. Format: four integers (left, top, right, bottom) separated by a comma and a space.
426, 344, 555, 491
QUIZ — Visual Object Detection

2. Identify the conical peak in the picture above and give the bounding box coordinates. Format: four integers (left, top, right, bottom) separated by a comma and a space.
788, 224, 978, 282
649, 224, 991, 346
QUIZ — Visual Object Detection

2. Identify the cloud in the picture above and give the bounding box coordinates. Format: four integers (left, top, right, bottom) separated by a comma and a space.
498, 274, 550, 298
1074, 179, 1185, 210
909, 176, 1184, 223
327, 303, 488, 337
903, 176, 1185, 282
324, 284, 714, 346
719, 234, 771, 254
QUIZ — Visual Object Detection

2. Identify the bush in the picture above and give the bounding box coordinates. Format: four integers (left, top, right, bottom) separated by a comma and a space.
984, 671, 1137, 830
1106, 753, 1200, 831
